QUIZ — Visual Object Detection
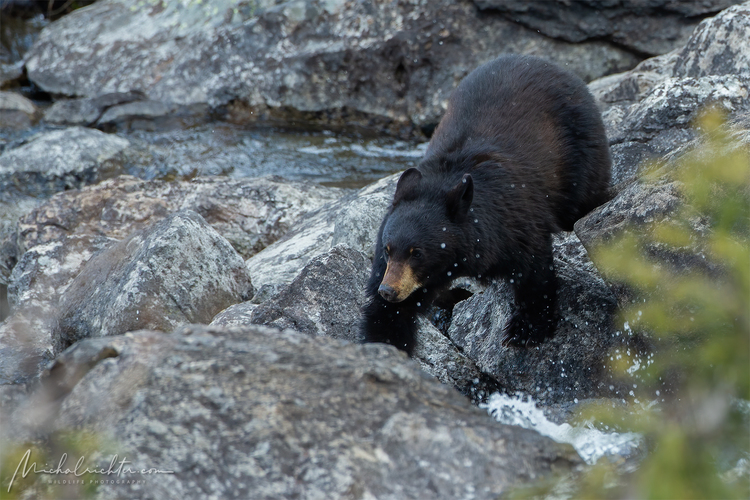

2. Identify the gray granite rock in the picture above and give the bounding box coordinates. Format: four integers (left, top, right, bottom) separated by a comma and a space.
0, 91, 38, 129
588, 3, 750, 184
246, 173, 396, 300
54, 211, 253, 351
473, 0, 741, 56
24, 0, 639, 137
2, 324, 583, 499
446, 233, 625, 403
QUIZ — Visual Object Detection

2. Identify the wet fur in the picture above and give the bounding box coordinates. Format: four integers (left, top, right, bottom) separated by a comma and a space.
361, 55, 612, 355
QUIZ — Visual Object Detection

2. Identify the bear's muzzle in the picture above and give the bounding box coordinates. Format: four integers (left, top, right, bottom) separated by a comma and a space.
379, 261, 421, 302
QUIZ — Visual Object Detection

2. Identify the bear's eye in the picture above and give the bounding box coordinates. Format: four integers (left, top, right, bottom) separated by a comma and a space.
384, 246, 391, 258
411, 248, 423, 259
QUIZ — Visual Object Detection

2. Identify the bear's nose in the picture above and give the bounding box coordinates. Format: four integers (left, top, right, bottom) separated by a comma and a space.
378, 284, 398, 302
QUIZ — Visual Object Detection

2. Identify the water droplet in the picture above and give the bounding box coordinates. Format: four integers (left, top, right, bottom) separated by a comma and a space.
442, 227, 447, 231
474, 219, 478, 223
475, 253, 480, 258
416, 302, 421, 307
453, 263, 458, 267
447, 271, 452, 276
440, 243, 446, 248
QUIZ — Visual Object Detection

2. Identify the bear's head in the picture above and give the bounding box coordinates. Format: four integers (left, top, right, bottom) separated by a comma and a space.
377, 167, 473, 303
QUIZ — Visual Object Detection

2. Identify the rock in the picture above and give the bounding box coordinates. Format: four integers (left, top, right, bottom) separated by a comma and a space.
54, 211, 252, 352
0, 175, 339, 382
237, 244, 369, 343
230, 242, 497, 400
0, 127, 134, 284
24, 0, 639, 137
3, 324, 583, 499
0, 61, 24, 88
574, 126, 750, 310
445, 233, 626, 403
0, 172, 341, 380
0, 126, 130, 200
414, 316, 503, 403
246, 173, 396, 300
473, 0, 741, 56
3, 174, 341, 282
575, 178, 682, 252
588, 3, 750, 184
0, 91, 38, 129
43, 91, 145, 126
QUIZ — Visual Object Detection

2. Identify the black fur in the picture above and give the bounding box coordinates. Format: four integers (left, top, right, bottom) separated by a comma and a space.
361, 55, 612, 355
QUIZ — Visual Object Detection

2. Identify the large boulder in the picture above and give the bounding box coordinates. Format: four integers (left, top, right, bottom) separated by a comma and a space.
222, 244, 369, 342
0, 127, 132, 276
2, 324, 582, 500
0, 91, 38, 129
24, 0, 640, 136
0, 175, 339, 383
0, 211, 252, 383
54, 211, 253, 350
246, 173, 397, 301
472, 0, 741, 56
0, 126, 130, 201
8, 174, 342, 266
589, 2, 750, 184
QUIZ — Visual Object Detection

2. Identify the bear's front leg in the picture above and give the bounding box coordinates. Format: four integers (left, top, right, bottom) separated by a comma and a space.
501, 236, 558, 347
361, 295, 420, 356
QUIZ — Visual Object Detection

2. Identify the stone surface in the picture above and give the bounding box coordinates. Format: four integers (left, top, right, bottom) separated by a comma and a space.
0, 126, 130, 199
43, 91, 145, 126
0, 91, 38, 128
240, 244, 369, 343
446, 233, 627, 403
246, 173, 396, 300
473, 0, 741, 56
54, 210, 252, 352
0, 127, 134, 283
2, 324, 583, 499
589, 2, 750, 184
2, 173, 341, 283
0, 174, 339, 383
23, 0, 639, 137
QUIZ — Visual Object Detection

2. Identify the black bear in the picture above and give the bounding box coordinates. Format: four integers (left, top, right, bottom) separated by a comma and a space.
361, 54, 612, 356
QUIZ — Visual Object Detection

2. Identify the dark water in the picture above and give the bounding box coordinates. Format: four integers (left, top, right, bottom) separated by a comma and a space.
2, 13, 425, 188
123, 124, 427, 188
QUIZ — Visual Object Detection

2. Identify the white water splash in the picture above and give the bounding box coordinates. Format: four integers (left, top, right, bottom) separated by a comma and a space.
481, 393, 642, 465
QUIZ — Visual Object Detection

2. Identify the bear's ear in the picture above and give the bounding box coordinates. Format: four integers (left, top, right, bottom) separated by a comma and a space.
446, 174, 473, 220
393, 168, 422, 204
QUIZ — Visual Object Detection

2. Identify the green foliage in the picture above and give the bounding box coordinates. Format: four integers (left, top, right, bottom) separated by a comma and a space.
0, 430, 107, 500
582, 109, 750, 498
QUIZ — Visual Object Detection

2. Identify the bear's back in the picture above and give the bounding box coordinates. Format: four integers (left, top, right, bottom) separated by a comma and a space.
423, 55, 611, 231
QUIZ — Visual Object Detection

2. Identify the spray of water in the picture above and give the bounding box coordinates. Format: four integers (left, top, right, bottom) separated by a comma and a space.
481, 392, 642, 465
